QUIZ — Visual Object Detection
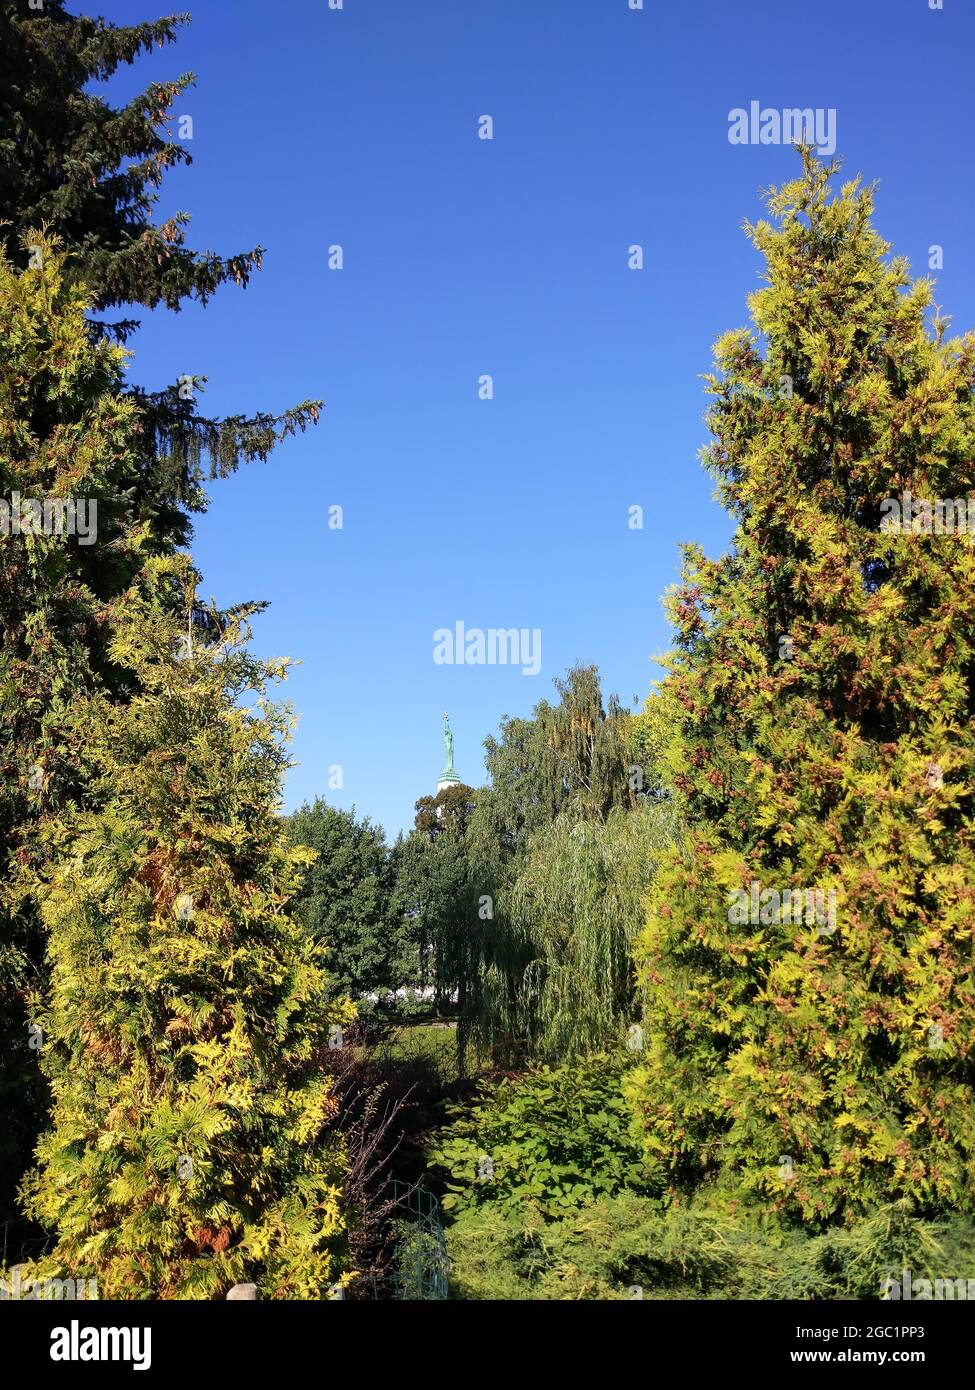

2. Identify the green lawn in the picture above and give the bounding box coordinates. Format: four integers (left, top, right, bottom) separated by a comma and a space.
379, 1022, 460, 1084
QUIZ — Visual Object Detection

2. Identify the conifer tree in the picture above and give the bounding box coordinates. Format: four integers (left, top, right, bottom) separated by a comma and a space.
629, 150, 975, 1223
0, 0, 320, 548
17, 554, 352, 1299
0, 236, 148, 1212
1, 0, 320, 1215
1, 2, 256, 316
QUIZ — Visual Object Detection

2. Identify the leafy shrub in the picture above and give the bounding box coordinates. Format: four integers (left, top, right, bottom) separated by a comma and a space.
389, 1219, 448, 1300
428, 1056, 661, 1219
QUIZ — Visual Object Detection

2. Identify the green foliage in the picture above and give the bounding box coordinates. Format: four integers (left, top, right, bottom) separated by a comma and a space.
14, 554, 352, 1299
389, 1218, 448, 1300
0, 238, 150, 1213
0, 237, 146, 838
412, 783, 478, 840
460, 664, 668, 1065
1, 0, 324, 1217
0, 2, 319, 545
376, 1025, 462, 1087
629, 150, 975, 1222
286, 799, 414, 1009
445, 1196, 728, 1301
470, 802, 674, 1062
396, 786, 482, 1022
470, 664, 637, 866
428, 1057, 660, 1219
445, 1195, 975, 1302
0, 1, 260, 321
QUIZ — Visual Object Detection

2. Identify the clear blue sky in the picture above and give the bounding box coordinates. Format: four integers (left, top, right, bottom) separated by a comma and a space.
96, 0, 974, 838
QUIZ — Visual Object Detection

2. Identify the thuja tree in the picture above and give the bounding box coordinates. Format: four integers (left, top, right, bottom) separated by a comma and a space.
0, 238, 149, 1214
17, 556, 353, 1299
628, 150, 975, 1224
1, 0, 319, 1217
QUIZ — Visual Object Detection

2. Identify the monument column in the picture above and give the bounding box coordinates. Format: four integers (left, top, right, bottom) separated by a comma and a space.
437, 711, 461, 793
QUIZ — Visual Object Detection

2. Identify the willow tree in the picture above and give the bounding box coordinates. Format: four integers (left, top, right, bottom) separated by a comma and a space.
464, 665, 658, 1064
470, 664, 637, 865
472, 803, 674, 1063
629, 149, 975, 1223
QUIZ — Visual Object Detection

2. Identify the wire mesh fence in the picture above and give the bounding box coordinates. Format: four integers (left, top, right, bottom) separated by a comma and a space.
351, 1180, 449, 1301
1, 1218, 53, 1270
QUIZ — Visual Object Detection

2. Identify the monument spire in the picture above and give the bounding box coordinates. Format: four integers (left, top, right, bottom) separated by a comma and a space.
437, 710, 461, 793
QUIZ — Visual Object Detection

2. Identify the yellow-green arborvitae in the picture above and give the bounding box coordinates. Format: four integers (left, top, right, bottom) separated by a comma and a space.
20, 562, 354, 1297
629, 150, 975, 1225
0, 243, 352, 1297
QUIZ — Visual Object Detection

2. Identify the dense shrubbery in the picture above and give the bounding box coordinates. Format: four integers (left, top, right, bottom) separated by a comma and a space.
446, 1197, 975, 1302
428, 1057, 659, 1219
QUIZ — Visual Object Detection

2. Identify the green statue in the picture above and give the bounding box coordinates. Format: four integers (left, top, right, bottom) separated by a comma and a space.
442, 711, 455, 774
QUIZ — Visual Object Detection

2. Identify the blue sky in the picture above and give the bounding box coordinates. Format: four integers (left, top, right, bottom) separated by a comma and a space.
95, 0, 974, 838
